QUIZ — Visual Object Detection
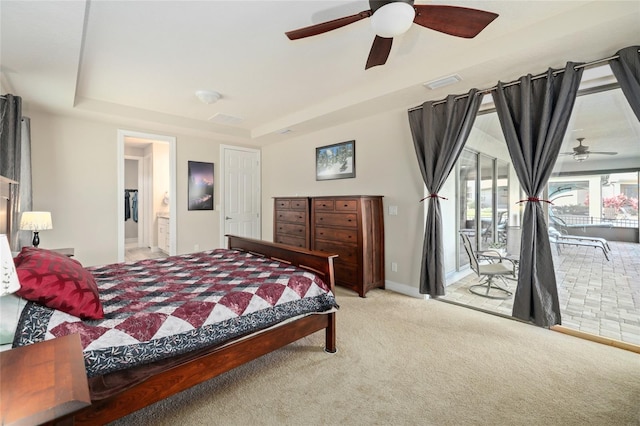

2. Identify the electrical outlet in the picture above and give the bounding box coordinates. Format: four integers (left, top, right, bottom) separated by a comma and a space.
194, 244, 199, 251
391, 262, 398, 272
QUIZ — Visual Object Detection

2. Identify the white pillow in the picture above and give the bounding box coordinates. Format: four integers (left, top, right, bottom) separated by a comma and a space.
0, 294, 27, 345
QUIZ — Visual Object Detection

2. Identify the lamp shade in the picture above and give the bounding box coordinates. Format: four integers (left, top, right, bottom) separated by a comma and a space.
19, 211, 53, 231
0, 234, 20, 296
370, 2, 415, 38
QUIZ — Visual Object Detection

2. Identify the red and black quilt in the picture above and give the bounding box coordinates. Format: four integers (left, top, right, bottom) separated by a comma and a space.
13, 249, 337, 377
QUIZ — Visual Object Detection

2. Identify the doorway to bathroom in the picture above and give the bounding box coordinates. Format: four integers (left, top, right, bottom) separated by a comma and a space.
117, 130, 176, 262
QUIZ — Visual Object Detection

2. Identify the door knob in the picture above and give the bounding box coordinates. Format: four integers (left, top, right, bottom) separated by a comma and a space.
225, 216, 232, 220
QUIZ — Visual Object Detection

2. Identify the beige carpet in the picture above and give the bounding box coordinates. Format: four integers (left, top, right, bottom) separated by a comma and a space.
110, 287, 640, 426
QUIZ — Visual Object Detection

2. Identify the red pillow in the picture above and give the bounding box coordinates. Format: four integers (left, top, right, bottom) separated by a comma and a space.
15, 247, 104, 319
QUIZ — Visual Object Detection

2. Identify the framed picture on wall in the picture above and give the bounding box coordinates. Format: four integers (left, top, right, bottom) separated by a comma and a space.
316, 140, 356, 181
188, 161, 214, 210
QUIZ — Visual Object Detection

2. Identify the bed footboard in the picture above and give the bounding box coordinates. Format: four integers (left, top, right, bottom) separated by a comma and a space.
227, 235, 337, 291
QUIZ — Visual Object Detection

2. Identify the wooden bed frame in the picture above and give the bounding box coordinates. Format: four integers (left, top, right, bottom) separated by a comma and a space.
68, 235, 337, 425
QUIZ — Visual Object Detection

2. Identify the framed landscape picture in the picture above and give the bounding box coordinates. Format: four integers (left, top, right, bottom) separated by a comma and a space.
316, 140, 355, 181
188, 161, 214, 210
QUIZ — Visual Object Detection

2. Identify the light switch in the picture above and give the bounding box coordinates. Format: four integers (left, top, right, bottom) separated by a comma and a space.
389, 205, 398, 216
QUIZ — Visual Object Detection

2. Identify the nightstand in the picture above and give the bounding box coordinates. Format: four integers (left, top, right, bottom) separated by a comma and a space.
0, 334, 91, 425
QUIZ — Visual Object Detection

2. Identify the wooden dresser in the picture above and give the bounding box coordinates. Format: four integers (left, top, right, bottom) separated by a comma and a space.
273, 197, 310, 249
274, 195, 384, 297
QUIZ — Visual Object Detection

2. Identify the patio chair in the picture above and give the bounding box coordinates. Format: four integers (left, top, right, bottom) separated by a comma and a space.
548, 227, 610, 261
459, 232, 516, 299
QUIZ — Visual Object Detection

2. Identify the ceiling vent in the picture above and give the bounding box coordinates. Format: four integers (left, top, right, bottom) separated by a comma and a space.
208, 113, 244, 125
423, 74, 462, 90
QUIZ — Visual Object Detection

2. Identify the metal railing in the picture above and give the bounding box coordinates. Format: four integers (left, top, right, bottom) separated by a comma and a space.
555, 214, 639, 229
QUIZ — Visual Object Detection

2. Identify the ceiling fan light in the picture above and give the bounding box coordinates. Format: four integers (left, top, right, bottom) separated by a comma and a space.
370, 2, 415, 38
574, 153, 589, 162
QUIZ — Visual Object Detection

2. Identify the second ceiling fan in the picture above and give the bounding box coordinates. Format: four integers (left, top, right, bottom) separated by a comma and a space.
285, 0, 499, 70
560, 138, 618, 162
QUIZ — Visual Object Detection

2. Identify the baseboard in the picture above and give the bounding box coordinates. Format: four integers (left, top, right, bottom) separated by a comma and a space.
384, 280, 429, 299
551, 325, 640, 354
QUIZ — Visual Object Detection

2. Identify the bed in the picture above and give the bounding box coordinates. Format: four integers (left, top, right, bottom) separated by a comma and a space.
7, 235, 338, 425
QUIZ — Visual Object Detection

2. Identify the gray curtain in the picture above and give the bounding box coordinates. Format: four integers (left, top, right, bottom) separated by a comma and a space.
17, 117, 33, 249
492, 62, 583, 327
408, 90, 482, 296
609, 45, 640, 121
0, 94, 32, 249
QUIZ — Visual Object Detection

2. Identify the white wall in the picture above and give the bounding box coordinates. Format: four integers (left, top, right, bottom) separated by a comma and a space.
27, 109, 233, 266
262, 107, 425, 294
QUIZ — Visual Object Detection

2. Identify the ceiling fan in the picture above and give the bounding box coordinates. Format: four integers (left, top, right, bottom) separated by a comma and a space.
559, 138, 618, 162
285, 0, 499, 70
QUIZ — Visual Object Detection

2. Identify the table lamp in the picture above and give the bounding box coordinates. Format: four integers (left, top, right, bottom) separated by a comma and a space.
1, 234, 20, 296
19, 211, 53, 248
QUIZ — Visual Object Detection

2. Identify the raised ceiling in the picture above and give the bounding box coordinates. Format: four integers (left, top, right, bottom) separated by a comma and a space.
1, 1, 639, 146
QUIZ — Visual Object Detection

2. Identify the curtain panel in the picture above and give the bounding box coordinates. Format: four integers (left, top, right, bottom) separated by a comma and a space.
492, 62, 583, 327
0, 95, 22, 182
408, 90, 482, 296
0, 95, 32, 249
609, 45, 640, 122
17, 117, 33, 249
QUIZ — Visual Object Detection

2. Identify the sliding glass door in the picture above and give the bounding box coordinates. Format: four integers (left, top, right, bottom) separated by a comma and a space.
457, 149, 510, 269
458, 151, 478, 268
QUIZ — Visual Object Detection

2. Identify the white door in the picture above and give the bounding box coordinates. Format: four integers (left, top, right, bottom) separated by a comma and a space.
221, 146, 261, 245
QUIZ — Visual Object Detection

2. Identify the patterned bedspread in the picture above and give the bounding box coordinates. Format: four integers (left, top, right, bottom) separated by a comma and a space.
13, 249, 337, 377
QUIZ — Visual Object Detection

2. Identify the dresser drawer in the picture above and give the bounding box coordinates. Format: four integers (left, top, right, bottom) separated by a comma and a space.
334, 260, 358, 286
334, 200, 358, 211
313, 240, 358, 264
290, 199, 308, 210
276, 223, 307, 237
314, 212, 358, 228
313, 199, 334, 211
275, 234, 307, 249
275, 198, 308, 210
275, 199, 291, 209
276, 210, 307, 224
314, 226, 358, 244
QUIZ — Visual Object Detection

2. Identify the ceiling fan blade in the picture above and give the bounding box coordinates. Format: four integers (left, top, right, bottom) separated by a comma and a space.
365, 36, 393, 70
413, 5, 498, 38
286, 10, 372, 40
589, 151, 618, 155
559, 152, 574, 156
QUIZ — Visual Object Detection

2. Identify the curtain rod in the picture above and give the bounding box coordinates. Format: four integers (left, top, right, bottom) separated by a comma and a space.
408, 49, 638, 112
